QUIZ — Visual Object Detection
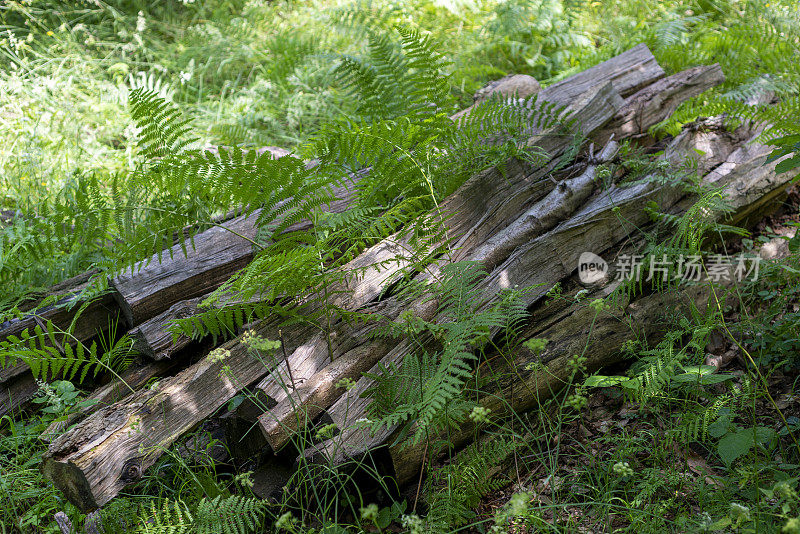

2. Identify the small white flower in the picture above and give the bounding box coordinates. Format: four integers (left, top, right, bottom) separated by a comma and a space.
136, 11, 147, 33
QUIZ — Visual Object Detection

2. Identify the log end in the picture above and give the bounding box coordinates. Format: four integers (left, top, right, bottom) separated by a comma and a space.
108, 277, 136, 328
41, 457, 100, 513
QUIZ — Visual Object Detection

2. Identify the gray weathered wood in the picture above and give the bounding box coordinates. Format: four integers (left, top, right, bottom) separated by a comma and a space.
253, 60, 724, 451
247, 82, 624, 437
593, 63, 725, 145
39, 359, 175, 442
257, 139, 622, 451
110, 164, 352, 328
0, 371, 40, 417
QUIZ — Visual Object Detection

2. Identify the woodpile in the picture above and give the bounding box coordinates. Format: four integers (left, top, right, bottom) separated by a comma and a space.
0, 44, 793, 514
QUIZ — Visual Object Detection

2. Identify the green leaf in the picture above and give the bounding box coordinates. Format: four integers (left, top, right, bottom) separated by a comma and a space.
708, 414, 732, 438
718, 429, 754, 466
775, 154, 800, 175
584, 375, 628, 387
788, 233, 800, 253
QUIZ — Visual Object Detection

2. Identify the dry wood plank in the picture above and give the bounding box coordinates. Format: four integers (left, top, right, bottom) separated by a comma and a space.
386, 280, 727, 484
0, 279, 121, 359
40, 315, 322, 512
451, 43, 663, 121
121, 45, 665, 397
109, 211, 261, 328
127, 297, 205, 360
1, 275, 122, 415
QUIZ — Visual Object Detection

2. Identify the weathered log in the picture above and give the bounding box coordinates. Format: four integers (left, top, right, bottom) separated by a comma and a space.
0, 278, 121, 373
110, 46, 667, 403
387, 281, 726, 484
142, 75, 631, 457
39, 45, 665, 511
39, 359, 175, 441
126, 298, 204, 360
592, 63, 725, 146
452, 42, 663, 121
109, 157, 351, 328
40, 315, 323, 512
53, 511, 73, 534
127, 292, 274, 360
0, 274, 120, 415
0, 371, 40, 417
109, 211, 260, 328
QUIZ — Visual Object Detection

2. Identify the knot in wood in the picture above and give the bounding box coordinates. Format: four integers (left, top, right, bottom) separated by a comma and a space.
121, 458, 143, 483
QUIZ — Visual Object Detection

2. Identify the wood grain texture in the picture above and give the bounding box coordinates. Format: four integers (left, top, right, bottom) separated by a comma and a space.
0, 372, 40, 417
39, 359, 175, 442
451, 42, 663, 121
593, 63, 725, 145
127, 298, 205, 360
1, 276, 121, 414
257, 139, 622, 451
110, 176, 354, 328
109, 212, 262, 327
40, 313, 321, 512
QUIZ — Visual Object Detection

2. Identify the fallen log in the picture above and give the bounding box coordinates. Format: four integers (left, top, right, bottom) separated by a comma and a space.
0, 273, 121, 362
1, 372, 40, 418
0, 273, 122, 416
39, 50, 636, 511
115, 67, 636, 455
110, 173, 356, 328
39, 359, 175, 441
592, 63, 724, 146
451, 42, 664, 121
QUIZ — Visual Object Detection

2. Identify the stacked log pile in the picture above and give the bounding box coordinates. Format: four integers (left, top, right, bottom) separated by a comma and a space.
0, 44, 793, 514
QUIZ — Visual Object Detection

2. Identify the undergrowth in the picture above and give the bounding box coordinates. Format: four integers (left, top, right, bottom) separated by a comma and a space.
1, 0, 800, 533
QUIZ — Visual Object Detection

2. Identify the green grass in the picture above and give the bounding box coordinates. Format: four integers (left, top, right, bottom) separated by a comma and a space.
1, 0, 800, 532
